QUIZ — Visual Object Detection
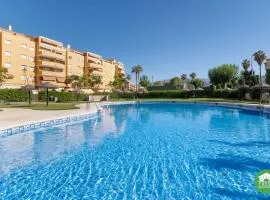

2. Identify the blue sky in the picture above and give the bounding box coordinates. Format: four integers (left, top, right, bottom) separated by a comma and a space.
1, 0, 270, 81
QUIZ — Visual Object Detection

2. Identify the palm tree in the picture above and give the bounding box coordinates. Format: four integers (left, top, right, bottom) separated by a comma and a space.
131, 65, 143, 92
253, 50, 266, 84
241, 59, 250, 85
253, 50, 267, 105
88, 75, 102, 92
189, 72, 196, 80
0, 66, 13, 87
242, 59, 250, 72
181, 74, 187, 81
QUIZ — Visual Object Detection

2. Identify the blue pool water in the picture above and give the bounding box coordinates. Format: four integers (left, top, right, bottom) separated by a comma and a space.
0, 103, 270, 199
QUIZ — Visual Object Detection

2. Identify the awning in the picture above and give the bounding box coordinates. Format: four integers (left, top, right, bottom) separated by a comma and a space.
41, 76, 56, 81
56, 77, 66, 83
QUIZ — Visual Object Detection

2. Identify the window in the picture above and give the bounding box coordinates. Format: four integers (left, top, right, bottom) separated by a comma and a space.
21, 44, 27, 48
4, 39, 11, 44
21, 65, 27, 70
4, 51, 11, 56
4, 62, 11, 68
29, 56, 34, 61
29, 47, 34, 51
20, 54, 27, 59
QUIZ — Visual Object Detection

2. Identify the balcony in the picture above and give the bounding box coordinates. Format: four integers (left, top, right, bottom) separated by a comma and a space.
116, 69, 125, 76
40, 70, 65, 77
40, 60, 65, 70
87, 63, 103, 72
87, 52, 102, 59
117, 63, 124, 69
40, 37, 63, 48
91, 72, 103, 78
38, 50, 65, 62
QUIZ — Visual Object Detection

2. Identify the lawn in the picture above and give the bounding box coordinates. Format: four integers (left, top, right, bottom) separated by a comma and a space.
0, 102, 80, 110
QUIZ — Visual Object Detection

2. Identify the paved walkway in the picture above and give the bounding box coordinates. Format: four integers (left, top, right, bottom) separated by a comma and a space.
0, 103, 98, 130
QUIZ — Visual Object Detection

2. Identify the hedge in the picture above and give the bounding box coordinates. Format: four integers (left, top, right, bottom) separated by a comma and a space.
110, 89, 239, 99
0, 89, 28, 102
0, 89, 89, 102
147, 85, 179, 91
38, 91, 88, 102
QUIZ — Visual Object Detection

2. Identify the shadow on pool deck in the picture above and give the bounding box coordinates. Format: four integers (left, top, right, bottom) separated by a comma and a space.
200, 154, 270, 171
207, 139, 270, 147
212, 187, 269, 199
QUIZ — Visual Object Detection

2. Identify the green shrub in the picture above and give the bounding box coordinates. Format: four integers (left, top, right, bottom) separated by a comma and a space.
0, 89, 28, 102
238, 88, 248, 99
250, 88, 261, 99
110, 89, 239, 99
38, 91, 88, 102
147, 86, 179, 91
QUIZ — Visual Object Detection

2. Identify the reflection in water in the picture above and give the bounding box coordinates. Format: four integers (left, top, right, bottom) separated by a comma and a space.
0, 133, 34, 175
83, 108, 127, 147
0, 107, 128, 175
0, 103, 270, 199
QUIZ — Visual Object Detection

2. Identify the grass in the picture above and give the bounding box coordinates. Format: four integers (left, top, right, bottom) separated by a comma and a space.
0, 102, 80, 110
111, 98, 260, 104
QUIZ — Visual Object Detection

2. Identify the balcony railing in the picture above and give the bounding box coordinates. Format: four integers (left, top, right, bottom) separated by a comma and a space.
38, 50, 65, 62
40, 37, 63, 47
40, 70, 65, 77
91, 72, 103, 78
40, 60, 65, 70
117, 64, 124, 69
87, 63, 103, 72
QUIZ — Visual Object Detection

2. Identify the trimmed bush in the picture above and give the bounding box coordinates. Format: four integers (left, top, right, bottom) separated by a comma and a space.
147, 86, 179, 91
110, 89, 239, 99
0, 89, 28, 102
38, 91, 88, 102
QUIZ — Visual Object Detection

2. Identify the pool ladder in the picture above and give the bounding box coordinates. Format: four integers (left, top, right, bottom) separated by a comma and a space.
95, 102, 103, 112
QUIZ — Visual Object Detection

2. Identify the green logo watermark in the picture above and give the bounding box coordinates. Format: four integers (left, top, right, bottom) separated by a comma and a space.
255, 170, 270, 194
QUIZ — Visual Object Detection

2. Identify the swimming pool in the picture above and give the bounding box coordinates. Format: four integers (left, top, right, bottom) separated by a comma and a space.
0, 102, 269, 199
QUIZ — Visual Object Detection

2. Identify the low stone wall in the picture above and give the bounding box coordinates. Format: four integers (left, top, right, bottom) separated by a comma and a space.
88, 95, 108, 102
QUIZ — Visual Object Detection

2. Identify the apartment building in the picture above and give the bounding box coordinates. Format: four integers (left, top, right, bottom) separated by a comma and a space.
66, 46, 84, 77
84, 52, 103, 79
107, 59, 125, 77
102, 60, 121, 90
0, 26, 36, 88
265, 59, 270, 70
35, 36, 66, 87
0, 25, 125, 91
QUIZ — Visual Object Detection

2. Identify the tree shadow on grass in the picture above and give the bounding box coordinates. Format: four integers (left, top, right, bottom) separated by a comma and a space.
213, 187, 269, 199
200, 153, 270, 172
208, 139, 270, 147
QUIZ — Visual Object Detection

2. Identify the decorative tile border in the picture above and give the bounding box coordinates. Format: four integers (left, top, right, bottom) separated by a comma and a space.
1, 101, 270, 138
108, 100, 270, 115
102, 100, 270, 115
0, 112, 98, 138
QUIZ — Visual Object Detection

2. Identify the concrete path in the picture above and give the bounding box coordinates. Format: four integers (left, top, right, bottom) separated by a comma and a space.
0, 103, 98, 130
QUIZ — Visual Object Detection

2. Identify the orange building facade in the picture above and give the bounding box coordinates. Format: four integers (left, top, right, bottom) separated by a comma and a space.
0, 26, 125, 91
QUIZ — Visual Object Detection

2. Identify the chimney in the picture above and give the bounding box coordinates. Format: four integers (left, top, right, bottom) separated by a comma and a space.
67, 44, 71, 49
8, 25, 12, 31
